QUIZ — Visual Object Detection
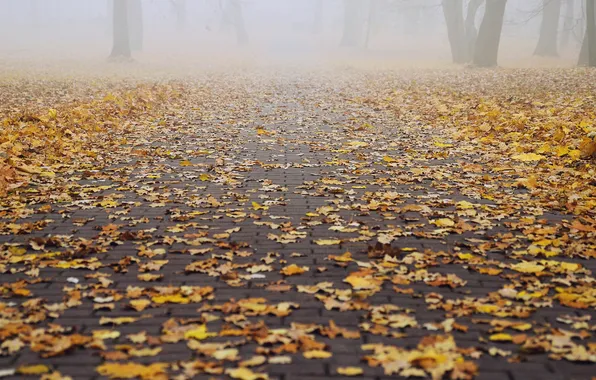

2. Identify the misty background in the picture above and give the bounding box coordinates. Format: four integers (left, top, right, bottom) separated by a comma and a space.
0, 0, 588, 68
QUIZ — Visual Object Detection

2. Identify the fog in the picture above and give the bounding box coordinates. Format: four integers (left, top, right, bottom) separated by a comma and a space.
0, 0, 587, 71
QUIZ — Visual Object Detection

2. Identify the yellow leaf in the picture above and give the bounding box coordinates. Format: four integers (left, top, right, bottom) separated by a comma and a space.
489, 333, 513, 342
456, 201, 474, 210
344, 275, 382, 290
512, 323, 532, 331
432, 218, 455, 227
511, 262, 546, 274
92, 330, 121, 340
476, 304, 499, 314
40, 171, 56, 178
556, 146, 569, 157
213, 348, 239, 361
280, 264, 308, 276
383, 156, 398, 163
303, 350, 332, 359
152, 294, 189, 304
179, 160, 193, 167
96, 362, 168, 379
199, 173, 212, 181
434, 141, 453, 148
239, 355, 267, 367
17, 365, 50, 375
99, 317, 137, 326
568, 149, 581, 160
184, 325, 216, 340
337, 367, 363, 376
137, 274, 163, 282
129, 299, 151, 311
511, 153, 545, 162
226, 368, 269, 380
314, 239, 341, 246
252, 201, 269, 211
128, 347, 162, 357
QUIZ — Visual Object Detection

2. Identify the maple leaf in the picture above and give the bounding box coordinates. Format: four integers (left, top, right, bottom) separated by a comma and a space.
280, 264, 308, 276
226, 368, 269, 380
314, 238, 342, 245
96, 362, 168, 379
303, 350, 332, 359
184, 325, 216, 340
17, 364, 50, 375
337, 367, 364, 376
511, 153, 545, 162
511, 261, 546, 274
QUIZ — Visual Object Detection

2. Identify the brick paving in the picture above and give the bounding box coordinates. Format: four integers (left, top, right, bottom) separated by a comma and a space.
1, 71, 595, 379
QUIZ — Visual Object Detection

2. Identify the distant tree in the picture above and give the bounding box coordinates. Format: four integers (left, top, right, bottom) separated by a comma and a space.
579, 0, 596, 66
443, 0, 484, 64
128, 0, 143, 52
443, 0, 468, 63
230, 0, 248, 45
465, 0, 485, 57
341, 0, 365, 47
534, 0, 562, 56
110, 0, 131, 58
473, 0, 507, 67
560, 0, 575, 49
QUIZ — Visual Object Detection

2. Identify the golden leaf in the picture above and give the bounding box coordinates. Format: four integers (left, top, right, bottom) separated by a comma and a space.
337, 367, 363, 376
17, 365, 50, 375
226, 368, 269, 380
303, 350, 332, 359
96, 362, 168, 379
511, 153, 545, 162
280, 264, 308, 276
184, 325, 216, 340
314, 239, 341, 246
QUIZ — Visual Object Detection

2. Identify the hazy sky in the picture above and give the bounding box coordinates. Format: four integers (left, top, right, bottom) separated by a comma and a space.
0, 0, 585, 65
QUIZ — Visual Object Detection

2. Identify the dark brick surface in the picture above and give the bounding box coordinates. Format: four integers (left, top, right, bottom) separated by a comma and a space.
0, 73, 595, 380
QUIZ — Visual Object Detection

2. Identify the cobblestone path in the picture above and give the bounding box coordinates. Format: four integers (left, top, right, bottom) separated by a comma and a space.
1, 70, 595, 380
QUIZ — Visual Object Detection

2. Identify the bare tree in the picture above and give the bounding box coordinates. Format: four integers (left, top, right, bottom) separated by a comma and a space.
473, 0, 507, 67
560, 0, 576, 49
230, 0, 248, 45
579, 0, 596, 66
129, 0, 143, 52
534, 0, 562, 56
443, 0, 468, 63
110, 0, 131, 58
465, 0, 485, 57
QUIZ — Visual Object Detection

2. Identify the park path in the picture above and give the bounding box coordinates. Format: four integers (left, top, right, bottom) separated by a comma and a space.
0, 69, 595, 380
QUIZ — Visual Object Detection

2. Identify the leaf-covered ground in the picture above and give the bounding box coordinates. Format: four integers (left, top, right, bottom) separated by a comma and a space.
0, 67, 595, 380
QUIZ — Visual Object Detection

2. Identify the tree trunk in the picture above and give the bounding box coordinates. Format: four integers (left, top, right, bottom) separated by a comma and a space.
465, 0, 484, 58
443, 0, 469, 63
110, 0, 131, 58
560, 0, 575, 49
341, 0, 364, 47
534, 0, 562, 56
230, 0, 248, 45
364, 0, 378, 49
579, 0, 596, 66
128, 0, 143, 52
473, 0, 507, 67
